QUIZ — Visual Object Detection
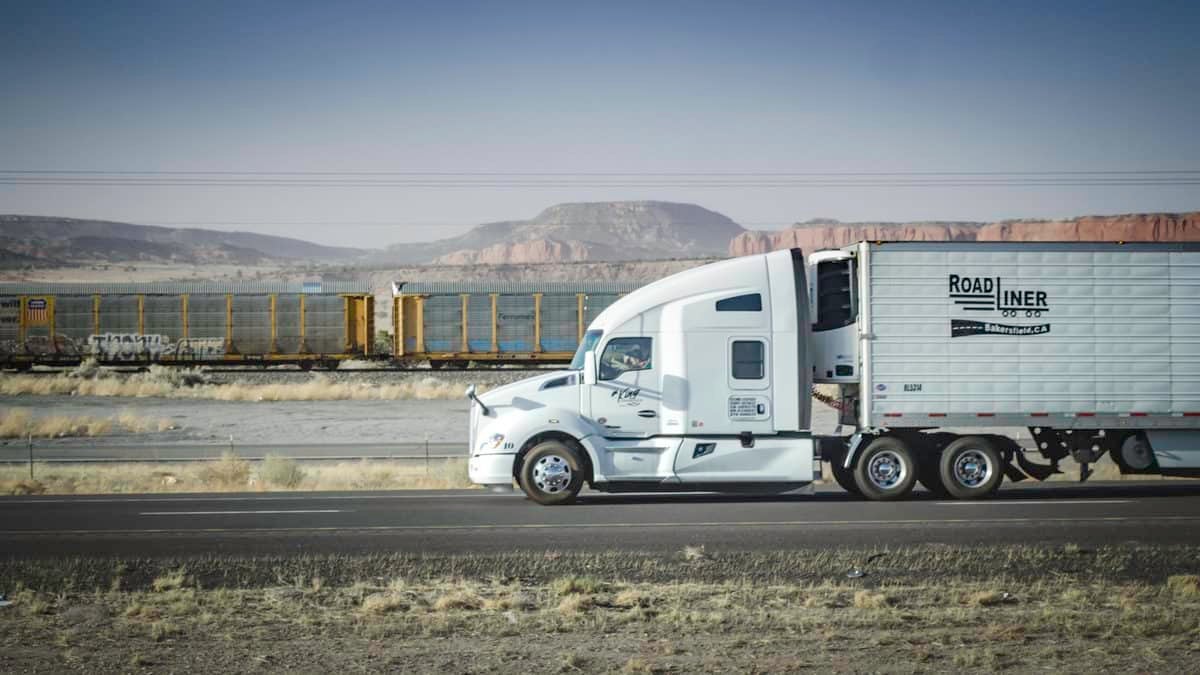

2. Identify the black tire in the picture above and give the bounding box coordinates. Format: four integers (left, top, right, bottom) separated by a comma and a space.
831, 457, 862, 496
917, 455, 950, 497
429, 360, 445, 371
1113, 432, 1156, 473
939, 436, 1004, 500
518, 441, 585, 506
853, 436, 918, 501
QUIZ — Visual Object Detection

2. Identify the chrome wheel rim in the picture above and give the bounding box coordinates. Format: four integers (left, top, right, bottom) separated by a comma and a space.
953, 449, 993, 488
531, 454, 572, 494
867, 450, 907, 490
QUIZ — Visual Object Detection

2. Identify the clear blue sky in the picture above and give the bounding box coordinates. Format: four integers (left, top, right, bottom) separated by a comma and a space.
1, 0, 1197, 246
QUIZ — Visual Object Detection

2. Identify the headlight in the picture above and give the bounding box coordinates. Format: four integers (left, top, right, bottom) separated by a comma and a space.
480, 433, 505, 451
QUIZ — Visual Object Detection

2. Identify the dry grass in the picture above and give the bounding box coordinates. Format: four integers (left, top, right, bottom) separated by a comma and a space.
852, 590, 891, 609
0, 409, 175, 439
1166, 575, 1200, 599
0, 370, 486, 402
0, 457, 472, 495
6, 569, 1198, 672
433, 590, 484, 612
965, 590, 1011, 607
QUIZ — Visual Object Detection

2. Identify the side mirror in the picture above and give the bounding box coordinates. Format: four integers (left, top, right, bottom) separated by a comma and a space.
465, 383, 490, 416
582, 350, 597, 386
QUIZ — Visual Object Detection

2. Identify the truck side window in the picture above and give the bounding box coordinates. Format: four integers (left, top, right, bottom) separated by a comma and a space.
814, 259, 856, 332
716, 293, 762, 311
731, 340, 765, 379
599, 337, 652, 380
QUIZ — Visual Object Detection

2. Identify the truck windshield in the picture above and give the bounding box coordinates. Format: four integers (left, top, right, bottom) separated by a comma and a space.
569, 330, 603, 370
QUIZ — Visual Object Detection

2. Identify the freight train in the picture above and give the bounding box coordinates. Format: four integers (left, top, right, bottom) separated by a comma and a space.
0, 281, 639, 369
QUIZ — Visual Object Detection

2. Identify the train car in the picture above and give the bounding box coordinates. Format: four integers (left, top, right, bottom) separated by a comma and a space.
392, 282, 641, 367
0, 282, 374, 369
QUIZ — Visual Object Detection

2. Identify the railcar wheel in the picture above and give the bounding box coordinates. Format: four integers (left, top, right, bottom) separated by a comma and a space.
939, 436, 1003, 499
519, 441, 585, 506
853, 437, 918, 501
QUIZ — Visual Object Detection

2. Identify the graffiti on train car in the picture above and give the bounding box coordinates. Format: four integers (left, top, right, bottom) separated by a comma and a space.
86, 334, 228, 361
88, 334, 172, 361
173, 338, 225, 360
0, 299, 19, 335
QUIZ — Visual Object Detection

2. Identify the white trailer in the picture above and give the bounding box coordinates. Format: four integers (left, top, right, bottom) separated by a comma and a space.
467, 242, 1200, 504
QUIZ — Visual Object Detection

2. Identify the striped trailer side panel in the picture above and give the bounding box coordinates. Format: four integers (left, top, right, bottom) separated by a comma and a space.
862, 242, 1200, 430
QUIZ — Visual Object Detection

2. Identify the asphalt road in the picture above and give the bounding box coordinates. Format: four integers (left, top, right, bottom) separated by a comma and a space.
3, 481, 1200, 558
0, 442, 463, 463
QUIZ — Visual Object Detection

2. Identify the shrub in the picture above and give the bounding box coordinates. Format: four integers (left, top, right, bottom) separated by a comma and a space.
260, 455, 307, 489
195, 452, 250, 489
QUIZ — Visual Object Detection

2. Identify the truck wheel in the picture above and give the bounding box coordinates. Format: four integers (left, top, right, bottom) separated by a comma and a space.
519, 441, 584, 506
831, 458, 862, 496
918, 456, 950, 497
939, 436, 1003, 499
853, 437, 918, 501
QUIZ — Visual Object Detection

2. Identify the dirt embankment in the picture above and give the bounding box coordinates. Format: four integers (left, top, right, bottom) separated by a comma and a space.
731, 212, 1200, 255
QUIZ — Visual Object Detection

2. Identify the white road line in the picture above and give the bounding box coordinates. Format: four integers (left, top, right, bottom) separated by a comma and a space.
936, 500, 1132, 506
9, 514, 1200, 537
1, 493, 497, 505
140, 509, 347, 516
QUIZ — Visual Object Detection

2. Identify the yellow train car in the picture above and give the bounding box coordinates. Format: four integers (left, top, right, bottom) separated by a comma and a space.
392, 282, 639, 366
0, 282, 373, 369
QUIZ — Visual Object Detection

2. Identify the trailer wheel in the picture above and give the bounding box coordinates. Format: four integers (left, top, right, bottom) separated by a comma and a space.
519, 441, 585, 506
918, 458, 950, 497
853, 437, 918, 501
1114, 432, 1156, 472
939, 436, 1003, 499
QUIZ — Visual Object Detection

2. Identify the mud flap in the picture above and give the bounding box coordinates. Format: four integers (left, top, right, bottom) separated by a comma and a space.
1015, 451, 1059, 482
1003, 460, 1028, 483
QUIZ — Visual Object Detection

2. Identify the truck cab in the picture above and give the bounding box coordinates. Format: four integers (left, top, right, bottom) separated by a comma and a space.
467, 249, 818, 504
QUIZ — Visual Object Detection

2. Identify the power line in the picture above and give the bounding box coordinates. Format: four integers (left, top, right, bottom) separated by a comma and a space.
1, 168, 1196, 189
2, 179, 1198, 188
2, 169, 1199, 176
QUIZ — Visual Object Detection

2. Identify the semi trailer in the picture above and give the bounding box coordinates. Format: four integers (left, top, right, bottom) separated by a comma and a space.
466, 242, 1200, 504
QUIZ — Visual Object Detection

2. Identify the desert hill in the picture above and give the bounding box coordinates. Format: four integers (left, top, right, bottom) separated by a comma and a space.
370, 201, 745, 265
0, 215, 367, 266
731, 212, 1200, 256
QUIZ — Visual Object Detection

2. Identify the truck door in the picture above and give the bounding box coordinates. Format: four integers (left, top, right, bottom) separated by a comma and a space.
589, 336, 660, 438
673, 334, 799, 482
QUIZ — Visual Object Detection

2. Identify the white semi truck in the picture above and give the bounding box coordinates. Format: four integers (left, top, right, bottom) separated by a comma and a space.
467, 242, 1200, 504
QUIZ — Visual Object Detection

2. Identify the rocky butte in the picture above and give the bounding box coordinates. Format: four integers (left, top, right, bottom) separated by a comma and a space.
730, 212, 1200, 256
